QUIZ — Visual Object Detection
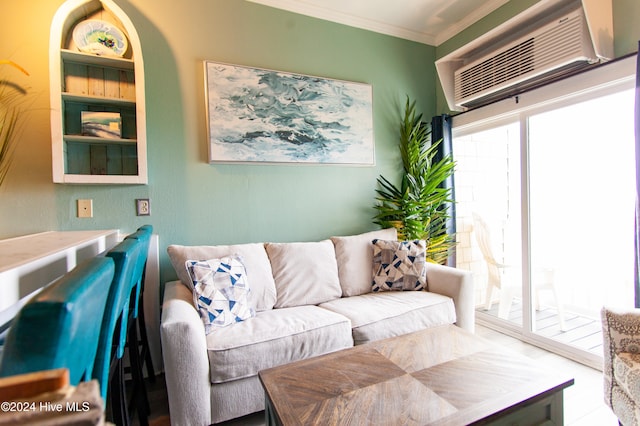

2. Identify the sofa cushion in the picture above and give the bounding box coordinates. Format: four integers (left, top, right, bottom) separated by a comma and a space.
266, 240, 342, 308
205, 305, 353, 383
331, 228, 398, 297
319, 291, 455, 345
372, 239, 427, 291
167, 243, 277, 311
186, 256, 256, 334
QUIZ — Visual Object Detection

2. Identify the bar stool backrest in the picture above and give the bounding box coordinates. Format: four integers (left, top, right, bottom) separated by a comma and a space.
125, 225, 153, 319
93, 237, 142, 398
0, 257, 115, 384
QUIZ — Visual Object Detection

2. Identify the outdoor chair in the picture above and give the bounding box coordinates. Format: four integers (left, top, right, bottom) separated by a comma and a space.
472, 212, 566, 330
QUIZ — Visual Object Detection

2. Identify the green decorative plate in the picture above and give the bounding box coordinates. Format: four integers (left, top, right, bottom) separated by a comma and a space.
73, 19, 128, 57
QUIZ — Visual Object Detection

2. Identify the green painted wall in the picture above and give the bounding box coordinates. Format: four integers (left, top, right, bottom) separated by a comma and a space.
0, 0, 436, 283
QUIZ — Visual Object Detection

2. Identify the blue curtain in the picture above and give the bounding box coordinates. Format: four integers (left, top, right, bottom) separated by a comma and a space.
431, 114, 456, 267
635, 43, 640, 308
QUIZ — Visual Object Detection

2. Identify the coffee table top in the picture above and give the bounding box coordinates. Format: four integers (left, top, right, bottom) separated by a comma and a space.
259, 325, 574, 426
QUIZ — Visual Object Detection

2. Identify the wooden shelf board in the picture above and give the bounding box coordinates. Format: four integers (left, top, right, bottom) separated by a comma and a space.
62, 92, 135, 106
61, 49, 134, 70
64, 135, 137, 144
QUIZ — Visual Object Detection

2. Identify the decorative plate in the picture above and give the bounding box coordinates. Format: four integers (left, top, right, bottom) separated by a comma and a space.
72, 19, 128, 57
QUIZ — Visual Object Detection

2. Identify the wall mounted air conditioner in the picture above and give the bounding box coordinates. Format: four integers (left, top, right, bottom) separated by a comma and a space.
436, 0, 613, 111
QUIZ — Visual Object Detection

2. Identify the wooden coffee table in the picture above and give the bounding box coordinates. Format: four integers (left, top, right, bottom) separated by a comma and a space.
259, 325, 574, 425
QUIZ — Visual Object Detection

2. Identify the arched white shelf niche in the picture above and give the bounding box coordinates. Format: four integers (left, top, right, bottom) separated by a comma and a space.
50, 0, 147, 184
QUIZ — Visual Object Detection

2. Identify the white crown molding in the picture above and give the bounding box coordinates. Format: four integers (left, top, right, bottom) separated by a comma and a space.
247, 0, 509, 46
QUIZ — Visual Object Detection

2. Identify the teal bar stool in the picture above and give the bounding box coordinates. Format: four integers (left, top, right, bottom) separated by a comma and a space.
93, 237, 143, 426
125, 225, 154, 379
0, 257, 114, 386
125, 225, 153, 321
123, 225, 154, 419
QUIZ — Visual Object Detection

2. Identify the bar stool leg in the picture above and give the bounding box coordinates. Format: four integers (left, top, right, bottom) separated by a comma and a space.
138, 296, 155, 383
128, 313, 150, 424
110, 357, 130, 426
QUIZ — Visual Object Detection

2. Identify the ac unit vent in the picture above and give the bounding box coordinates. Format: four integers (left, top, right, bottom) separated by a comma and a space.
455, 37, 535, 102
453, 7, 596, 109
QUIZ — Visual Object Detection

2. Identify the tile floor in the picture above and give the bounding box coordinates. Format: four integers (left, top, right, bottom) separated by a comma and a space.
475, 325, 618, 425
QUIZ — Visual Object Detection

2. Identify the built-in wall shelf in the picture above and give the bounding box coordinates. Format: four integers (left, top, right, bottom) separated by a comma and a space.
61, 93, 137, 107
50, 0, 147, 184
64, 135, 137, 145
61, 49, 135, 69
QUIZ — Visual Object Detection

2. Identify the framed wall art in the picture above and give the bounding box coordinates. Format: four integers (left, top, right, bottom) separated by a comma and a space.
204, 61, 374, 165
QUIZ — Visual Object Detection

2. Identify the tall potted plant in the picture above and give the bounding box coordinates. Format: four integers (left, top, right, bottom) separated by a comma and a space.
0, 60, 29, 188
374, 97, 456, 264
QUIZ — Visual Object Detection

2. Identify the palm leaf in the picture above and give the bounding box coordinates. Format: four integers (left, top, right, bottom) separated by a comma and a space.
373, 96, 457, 263
0, 61, 28, 188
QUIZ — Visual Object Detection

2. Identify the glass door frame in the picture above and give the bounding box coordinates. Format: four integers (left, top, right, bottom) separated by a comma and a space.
451, 56, 636, 369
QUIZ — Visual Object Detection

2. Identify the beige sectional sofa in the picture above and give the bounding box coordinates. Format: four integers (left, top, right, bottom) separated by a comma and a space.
160, 228, 474, 425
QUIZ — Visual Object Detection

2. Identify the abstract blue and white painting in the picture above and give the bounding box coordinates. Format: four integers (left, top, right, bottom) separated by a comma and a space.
204, 61, 374, 165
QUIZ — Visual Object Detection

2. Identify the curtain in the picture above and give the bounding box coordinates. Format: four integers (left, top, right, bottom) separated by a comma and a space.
431, 114, 456, 267
635, 43, 640, 308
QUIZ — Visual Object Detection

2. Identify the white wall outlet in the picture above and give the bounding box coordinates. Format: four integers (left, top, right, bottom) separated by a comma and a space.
77, 199, 93, 218
136, 199, 150, 216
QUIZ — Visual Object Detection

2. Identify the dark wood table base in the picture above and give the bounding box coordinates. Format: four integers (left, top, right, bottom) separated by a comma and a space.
259, 325, 574, 425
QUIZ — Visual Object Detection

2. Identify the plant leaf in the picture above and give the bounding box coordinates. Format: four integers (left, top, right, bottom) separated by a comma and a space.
373, 95, 457, 262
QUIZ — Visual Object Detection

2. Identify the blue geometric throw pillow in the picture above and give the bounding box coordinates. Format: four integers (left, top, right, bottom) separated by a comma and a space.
372, 239, 427, 292
185, 255, 255, 334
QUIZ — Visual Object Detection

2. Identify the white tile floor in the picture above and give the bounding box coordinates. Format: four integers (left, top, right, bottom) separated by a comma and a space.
475, 325, 619, 425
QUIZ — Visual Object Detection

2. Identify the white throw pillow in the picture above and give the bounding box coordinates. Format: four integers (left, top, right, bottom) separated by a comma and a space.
331, 228, 398, 296
185, 255, 256, 334
167, 243, 277, 311
266, 240, 342, 308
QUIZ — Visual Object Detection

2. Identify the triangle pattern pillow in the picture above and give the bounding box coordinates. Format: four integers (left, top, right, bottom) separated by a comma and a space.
185, 255, 256, 334
372, 239, 427, 291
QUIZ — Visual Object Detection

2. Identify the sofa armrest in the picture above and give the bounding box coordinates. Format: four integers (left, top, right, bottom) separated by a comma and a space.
161, 281, 212, 426
426, 263, 475, 332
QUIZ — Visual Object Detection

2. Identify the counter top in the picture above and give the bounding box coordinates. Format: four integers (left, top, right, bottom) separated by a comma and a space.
0, 230, 119, 273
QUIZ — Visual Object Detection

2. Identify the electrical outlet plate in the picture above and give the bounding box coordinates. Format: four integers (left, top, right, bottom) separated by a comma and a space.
77, 199, 93, 218
136, 199, 150, 216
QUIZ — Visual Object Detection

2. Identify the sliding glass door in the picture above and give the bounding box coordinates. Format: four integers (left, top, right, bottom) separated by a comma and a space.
453, 122, 523, 327
527, 89, 636, 357
451, 61, 636, 367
